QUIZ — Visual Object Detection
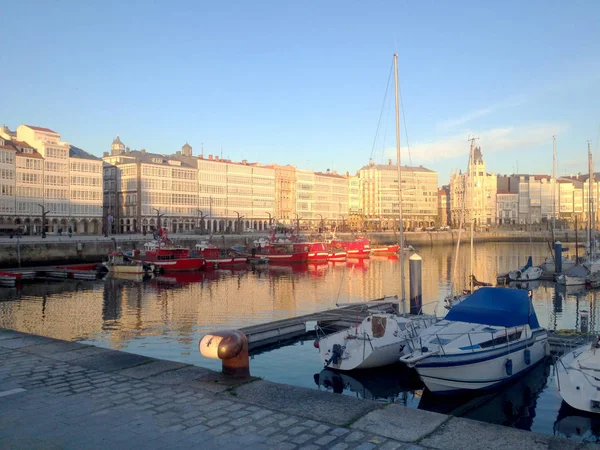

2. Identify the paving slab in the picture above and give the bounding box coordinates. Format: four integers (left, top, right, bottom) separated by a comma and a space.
145, 365, 216, 385
189, 372, 261, 393
41, 345, 113, 362
232, 380, 381, 426
0, 334, 58, 349
19, 341, 90, 356
420, 417, 555, 450
117, 359, 190, 379
70, 350, 153, 372
351, 404, 448, 443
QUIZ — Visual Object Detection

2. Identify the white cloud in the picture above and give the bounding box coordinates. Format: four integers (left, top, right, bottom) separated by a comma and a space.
385, 122, 570, 165
437, 95, 527, 131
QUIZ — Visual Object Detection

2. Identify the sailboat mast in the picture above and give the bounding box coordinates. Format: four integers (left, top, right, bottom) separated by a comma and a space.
469, 138, 475, 293
589, 142, 594, 258
552, 136, 557, 233
394, 53, 406, 308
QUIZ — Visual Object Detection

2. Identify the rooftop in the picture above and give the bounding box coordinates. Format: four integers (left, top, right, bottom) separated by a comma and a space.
360, 163, 436, 173
25, 125, 58, 134
69, 145, 101, 161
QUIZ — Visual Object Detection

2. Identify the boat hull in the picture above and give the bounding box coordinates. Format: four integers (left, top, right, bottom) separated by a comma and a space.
262, 252, 308, 264
152, 258, 205, 272
105, 264, 146, 274
345, 249, 370, 259
555, 342, 600, 414
414, 332, 548, 394
308, 251, 329, 262
204, 257, 247, 267
327, 251, 347, 262
371, 245, 400, 255
556, 274, 587, 286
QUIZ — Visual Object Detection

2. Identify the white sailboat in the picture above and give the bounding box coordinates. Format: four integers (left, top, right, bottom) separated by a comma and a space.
555, 337, 600, 413
507, 256, 543, 281
557, 143, 598, 286
315, 54, 436, 371
400, 287, 548, 393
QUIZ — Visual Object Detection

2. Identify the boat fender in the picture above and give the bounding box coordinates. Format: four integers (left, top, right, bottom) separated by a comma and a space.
313, 340, 319, 349
505, 359, 513, 376
422, 346, 429, 353
524, 349, 531, 365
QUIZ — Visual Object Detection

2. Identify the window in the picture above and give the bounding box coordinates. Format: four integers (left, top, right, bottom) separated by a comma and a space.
479, 330, 522, 349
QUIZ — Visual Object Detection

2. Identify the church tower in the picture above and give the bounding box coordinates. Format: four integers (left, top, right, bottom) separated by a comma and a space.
181, 142, 192, 157
111, 136, 125, 156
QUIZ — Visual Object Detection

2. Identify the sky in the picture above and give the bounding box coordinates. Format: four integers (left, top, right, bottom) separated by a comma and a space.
1, 0, 599, 184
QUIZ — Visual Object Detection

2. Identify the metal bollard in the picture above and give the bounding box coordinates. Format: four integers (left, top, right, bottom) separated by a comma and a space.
581, 309, 589, 334
199, 330, 250, 378
554, 241, 562, 274
409, 253, 422, 315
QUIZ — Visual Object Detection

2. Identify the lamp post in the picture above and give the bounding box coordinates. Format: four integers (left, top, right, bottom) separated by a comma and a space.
233, 211, 244, 234
317, 214, 324, 233
293, 213, 301, 234
38, 204, 50, 239
196, 209, 208, 234
153, 208, 166, 231
265, 212, 272, 229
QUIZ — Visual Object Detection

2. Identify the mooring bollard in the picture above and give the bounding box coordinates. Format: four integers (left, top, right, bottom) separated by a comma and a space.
409, 253, 422, 315
199, 330, 250, 378
581, 309, 589, 334
554, 241, 562, 274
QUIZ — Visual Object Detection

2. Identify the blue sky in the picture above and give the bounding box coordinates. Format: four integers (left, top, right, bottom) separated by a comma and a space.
1, 0, 599, 183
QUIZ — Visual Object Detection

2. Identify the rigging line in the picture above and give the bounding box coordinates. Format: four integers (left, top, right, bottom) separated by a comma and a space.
370, 61, 394, 161
380, 85, 393, 164
398, 79, 420, 224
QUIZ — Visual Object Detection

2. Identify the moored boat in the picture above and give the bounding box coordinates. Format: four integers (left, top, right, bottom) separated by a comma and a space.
103, 252, 149, 274
400, 287, 548, 394
254, 242, 308, 264
195, 242, 246, 268
371, 244, 400, 255
0, 271, 21, 287
306, 242, 330, 262
556, 264, 589, 286
145, 247, 206, 272
555, 337, 600, 414
507, 256, 543, 281
315, 309, 436, 371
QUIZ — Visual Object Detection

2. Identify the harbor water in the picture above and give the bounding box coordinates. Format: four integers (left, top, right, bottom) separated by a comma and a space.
0, 241, 599, 443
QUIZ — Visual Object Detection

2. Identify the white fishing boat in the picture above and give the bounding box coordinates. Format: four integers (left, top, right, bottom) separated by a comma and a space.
539, 256, 576, 275
103, 252, 150, 274
508, 256, 543, 281
315, 311, 436, 371
555, 337, 600, 414
400, 287, 548, 394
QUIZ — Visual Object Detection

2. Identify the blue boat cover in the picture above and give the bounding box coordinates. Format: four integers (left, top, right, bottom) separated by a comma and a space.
445, 287, 541, 329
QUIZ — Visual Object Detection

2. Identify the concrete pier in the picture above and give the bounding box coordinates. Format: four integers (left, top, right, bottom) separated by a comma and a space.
0, 328, 595, 449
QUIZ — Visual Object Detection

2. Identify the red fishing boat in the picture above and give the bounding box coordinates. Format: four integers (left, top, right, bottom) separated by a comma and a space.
144, 247, 205, 272
306, 242, 329, 262
371, 244, 400, 255
330, 238, 371, 259
195, 242, 247, 268
256, 242, 308, 264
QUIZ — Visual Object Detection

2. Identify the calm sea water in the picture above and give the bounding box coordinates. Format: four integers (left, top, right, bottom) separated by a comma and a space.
1, 242, 599, 443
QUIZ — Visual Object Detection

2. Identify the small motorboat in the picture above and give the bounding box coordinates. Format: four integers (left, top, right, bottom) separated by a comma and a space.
555, 336, 600, 414
508, 256, 543, 281
401, 287, 548, 394
371, 244, 400, 255
103, 252, 150, 274
315, 311, 436, 371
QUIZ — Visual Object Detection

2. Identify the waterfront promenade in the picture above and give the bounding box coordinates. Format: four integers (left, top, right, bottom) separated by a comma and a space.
0, 328, 595, 450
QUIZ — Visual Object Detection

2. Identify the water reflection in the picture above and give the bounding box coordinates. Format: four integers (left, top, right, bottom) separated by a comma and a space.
313, 363, 422, 403
554, 402, 600, 443
419, 360, 550, 430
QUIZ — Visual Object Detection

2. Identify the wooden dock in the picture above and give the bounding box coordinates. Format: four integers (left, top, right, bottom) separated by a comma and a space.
239, 297, 403, 350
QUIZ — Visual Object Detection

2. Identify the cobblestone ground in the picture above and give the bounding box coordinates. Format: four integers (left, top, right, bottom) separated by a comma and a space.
0, 346, 412, 450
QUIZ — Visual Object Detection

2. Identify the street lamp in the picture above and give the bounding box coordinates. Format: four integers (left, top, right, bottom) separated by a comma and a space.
196, 209, 208, 234
233, 210, 244, 234
317, 214, 324, 233
265, 212, 272, 229
38, 204, 50, 239
293, 213, 301, 234
153, 208, 166, 231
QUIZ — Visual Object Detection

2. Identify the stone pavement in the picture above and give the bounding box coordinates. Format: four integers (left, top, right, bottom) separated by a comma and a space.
0, 329, 596, 450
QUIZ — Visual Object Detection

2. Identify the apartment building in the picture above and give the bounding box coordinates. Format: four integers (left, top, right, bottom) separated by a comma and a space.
103, 139, 198, 234
0, 125, 102, 234
359, 159, 438, 230
496, 191, 519, 225
273, 164, 296, 223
